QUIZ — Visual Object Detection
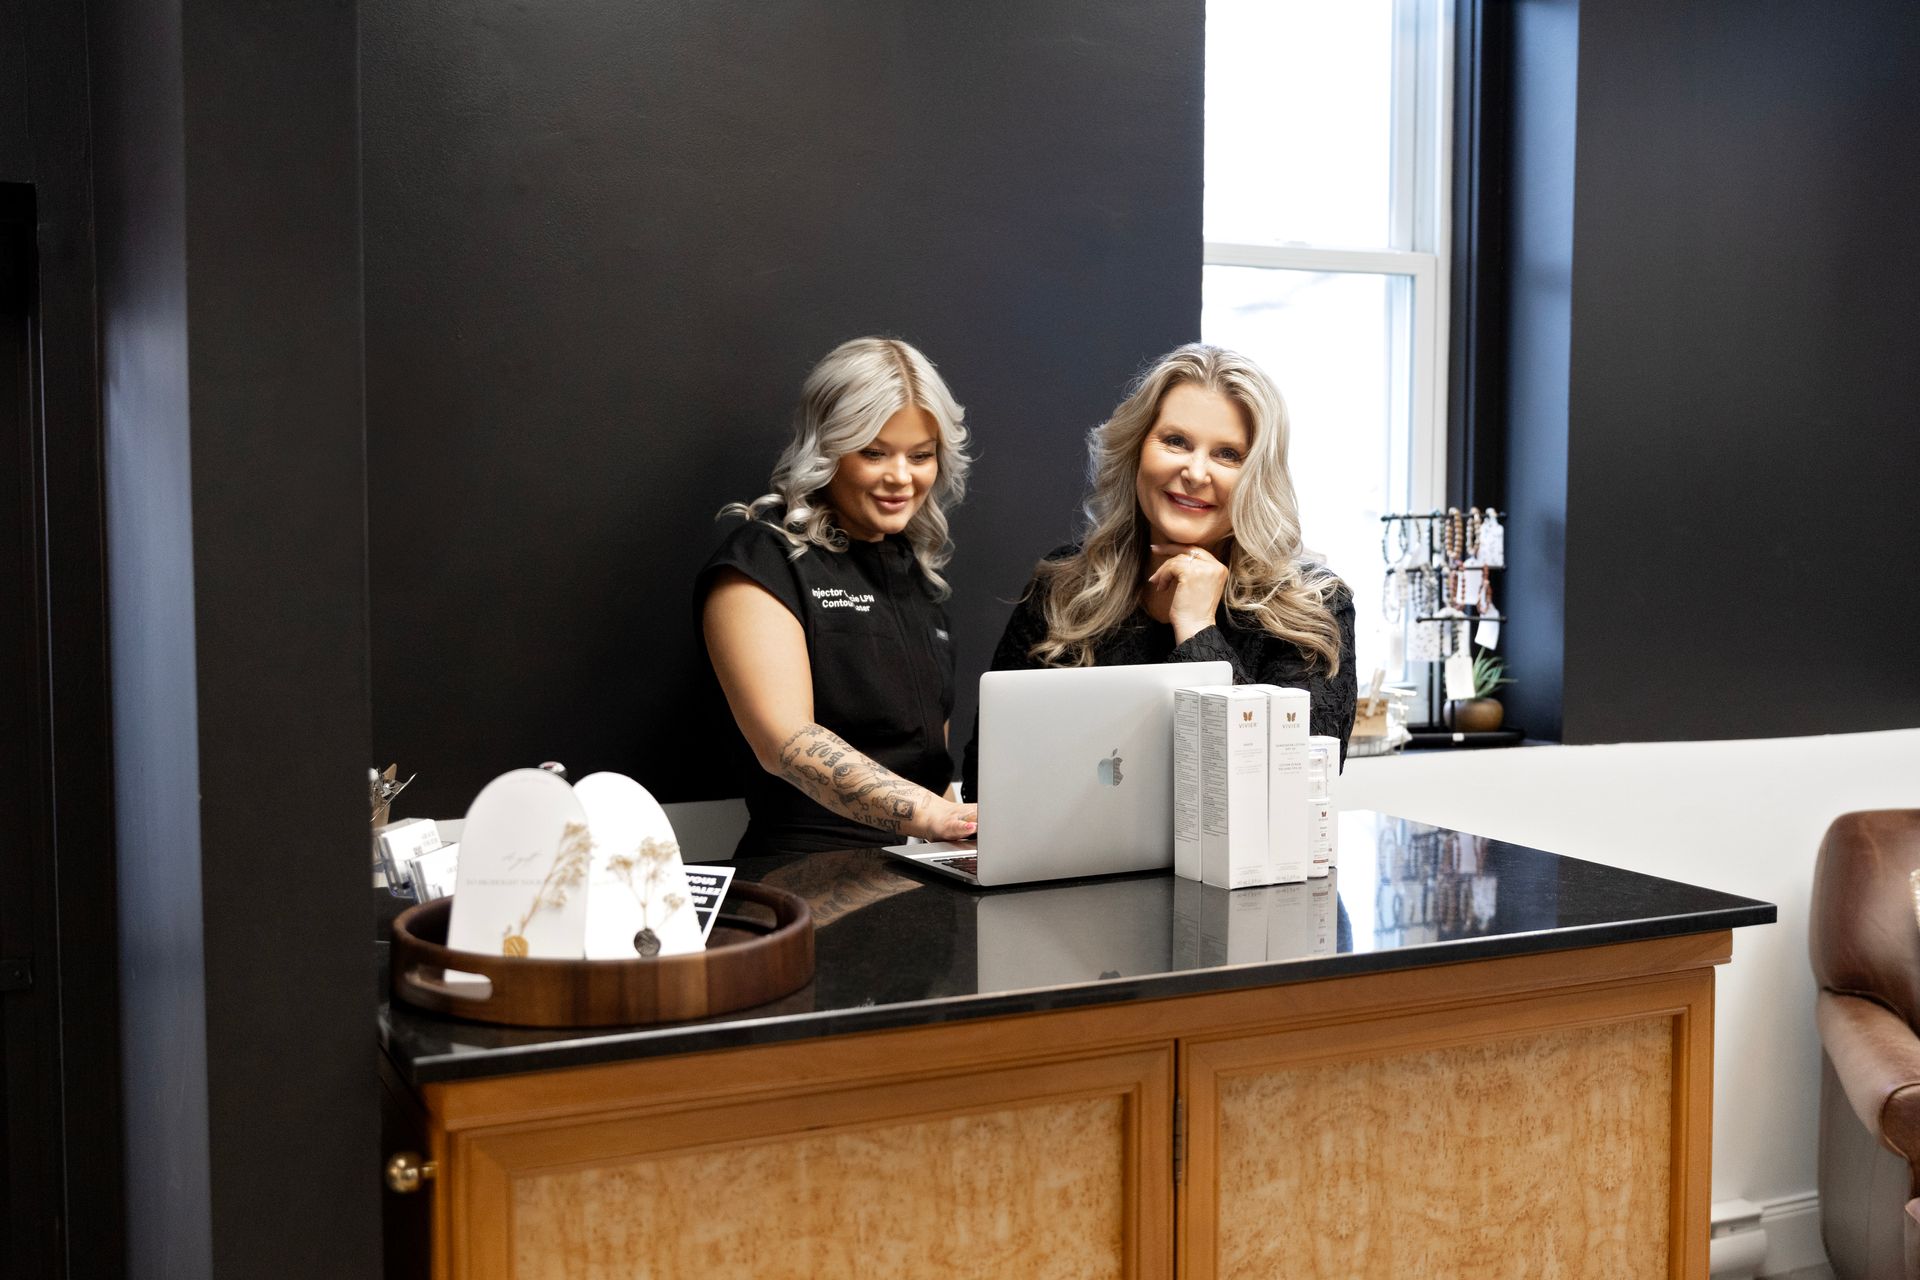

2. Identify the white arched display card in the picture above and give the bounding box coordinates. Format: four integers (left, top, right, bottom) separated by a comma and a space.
448, 768, 595, 958
574, 772, 702, 959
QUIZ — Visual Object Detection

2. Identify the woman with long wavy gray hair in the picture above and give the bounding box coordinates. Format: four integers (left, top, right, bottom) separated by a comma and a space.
698, 336, 978, 857
962, 343, 1356, 799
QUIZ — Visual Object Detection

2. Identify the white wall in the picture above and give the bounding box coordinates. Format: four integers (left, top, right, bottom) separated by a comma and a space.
1339, 728, 1920, 1207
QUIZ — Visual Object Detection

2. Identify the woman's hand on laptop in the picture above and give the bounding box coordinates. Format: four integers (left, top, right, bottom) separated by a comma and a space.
921, 797, 979, 843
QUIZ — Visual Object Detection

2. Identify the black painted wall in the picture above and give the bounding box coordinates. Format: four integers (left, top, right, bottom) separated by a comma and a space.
90, 0, 379, 1276
2, 1, 122, 1274
364, 1, 1205, 816
1507, 0, 1920, 742
1498, 0, 1578, 742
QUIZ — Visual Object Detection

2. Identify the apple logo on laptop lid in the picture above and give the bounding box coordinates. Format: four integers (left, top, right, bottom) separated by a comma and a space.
1096, 748, 1124, 787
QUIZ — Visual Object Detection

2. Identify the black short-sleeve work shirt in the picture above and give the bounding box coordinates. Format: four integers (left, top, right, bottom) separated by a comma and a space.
696, 518, 956, 855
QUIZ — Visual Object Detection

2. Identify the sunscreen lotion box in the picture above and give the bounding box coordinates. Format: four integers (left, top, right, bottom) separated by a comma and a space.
1197, 686, 1270, 889
1249, 685, 1311, 884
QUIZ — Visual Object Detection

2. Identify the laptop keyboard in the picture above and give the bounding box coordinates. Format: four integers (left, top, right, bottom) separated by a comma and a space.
928, 853, 979, 878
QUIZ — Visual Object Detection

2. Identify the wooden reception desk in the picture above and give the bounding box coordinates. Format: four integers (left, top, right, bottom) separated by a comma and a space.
378, 812, 1773, 1280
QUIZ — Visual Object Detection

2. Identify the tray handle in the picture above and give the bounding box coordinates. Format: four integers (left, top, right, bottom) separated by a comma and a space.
397, 964, 494, 1004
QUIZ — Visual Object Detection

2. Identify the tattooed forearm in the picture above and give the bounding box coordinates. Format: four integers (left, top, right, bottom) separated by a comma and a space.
776, 724, 933, 835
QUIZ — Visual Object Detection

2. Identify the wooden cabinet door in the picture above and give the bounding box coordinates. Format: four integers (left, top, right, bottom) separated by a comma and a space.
432, 1040, 1175, 1280
1178, 971, 1714, 1280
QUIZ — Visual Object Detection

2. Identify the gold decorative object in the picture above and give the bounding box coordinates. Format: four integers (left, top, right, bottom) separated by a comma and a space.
500, 821, 595, 955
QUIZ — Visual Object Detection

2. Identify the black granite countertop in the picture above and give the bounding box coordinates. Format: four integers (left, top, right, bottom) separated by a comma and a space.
379, 810, 1774, 1086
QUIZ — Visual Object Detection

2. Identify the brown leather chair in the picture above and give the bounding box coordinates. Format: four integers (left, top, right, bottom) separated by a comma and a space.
1811, 809, 1920, 1279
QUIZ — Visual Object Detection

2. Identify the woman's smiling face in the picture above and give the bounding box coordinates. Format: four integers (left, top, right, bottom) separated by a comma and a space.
826, 405, 939, 541
1133, 382, 1249, 553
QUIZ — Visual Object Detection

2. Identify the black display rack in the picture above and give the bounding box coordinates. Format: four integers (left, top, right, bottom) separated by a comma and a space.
1379, 509, 1520, 743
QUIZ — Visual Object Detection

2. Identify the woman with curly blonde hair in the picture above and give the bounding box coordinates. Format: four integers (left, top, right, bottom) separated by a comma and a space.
700, 336, 979, 856
963, 343, 1356, 798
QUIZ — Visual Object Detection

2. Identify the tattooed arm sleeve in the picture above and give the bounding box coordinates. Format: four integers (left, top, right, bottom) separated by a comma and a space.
775, 723, 942, 836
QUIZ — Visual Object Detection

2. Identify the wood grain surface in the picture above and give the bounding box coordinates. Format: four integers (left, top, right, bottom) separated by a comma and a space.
512, 1095, 1125, 1279
1213, 1018, 1671, 1278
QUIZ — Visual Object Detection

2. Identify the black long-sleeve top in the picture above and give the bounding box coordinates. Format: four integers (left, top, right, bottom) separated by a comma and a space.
961, 555, 1357, 801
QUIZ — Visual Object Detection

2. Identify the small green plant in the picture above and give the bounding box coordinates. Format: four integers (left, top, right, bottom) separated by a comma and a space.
1469, 652, 1515, 699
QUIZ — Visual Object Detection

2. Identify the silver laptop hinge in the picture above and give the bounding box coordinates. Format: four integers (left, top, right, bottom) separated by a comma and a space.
1172, 1094, 1185, 1187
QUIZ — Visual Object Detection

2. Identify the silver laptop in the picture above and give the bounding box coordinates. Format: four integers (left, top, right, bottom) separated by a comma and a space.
884, 660, 1232, 887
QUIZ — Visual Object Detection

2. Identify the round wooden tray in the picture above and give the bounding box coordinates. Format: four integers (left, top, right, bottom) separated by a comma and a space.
389, 882, 814, 1028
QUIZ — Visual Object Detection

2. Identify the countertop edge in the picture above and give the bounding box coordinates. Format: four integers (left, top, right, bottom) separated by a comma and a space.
385, 901, 1775, 1087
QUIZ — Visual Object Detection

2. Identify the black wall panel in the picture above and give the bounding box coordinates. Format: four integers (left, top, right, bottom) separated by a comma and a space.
1498, 0, 1578, 743
1559, 0, 1920, 740
91, 0, 378, 1274
363, 2, 1205, 816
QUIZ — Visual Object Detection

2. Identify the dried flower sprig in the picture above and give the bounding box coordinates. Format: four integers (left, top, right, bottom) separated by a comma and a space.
607, 836, 686, 956
501, 821, 595, 955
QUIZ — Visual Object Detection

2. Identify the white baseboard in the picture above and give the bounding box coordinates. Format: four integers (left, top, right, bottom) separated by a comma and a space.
1757, 1192, 1826, 1278
1711, 1193, 1826, 1280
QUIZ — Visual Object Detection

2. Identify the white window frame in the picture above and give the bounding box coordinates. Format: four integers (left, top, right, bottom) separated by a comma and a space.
1202, 0, 1454, 518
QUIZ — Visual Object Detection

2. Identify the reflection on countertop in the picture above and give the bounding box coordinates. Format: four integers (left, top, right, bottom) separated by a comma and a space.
380, 810, 1773, 1085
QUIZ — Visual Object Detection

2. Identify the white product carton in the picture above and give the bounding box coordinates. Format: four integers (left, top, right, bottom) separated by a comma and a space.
1306, 735, 1340, 802
1248, 685, 1311, 884
1197, 685, 1271, 889
1173, 688, 1204, 881
1304, 735, 1341, 878
1307, 798, 1337, 878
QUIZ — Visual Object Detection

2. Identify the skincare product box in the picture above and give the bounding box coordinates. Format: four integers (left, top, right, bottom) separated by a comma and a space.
1196, 685, 1271, 889
1172, 688, 1204, 881
1247, 685, 1311, 884
1305, 734, 1341, 878
1307, 800, 1336, 878
1305, 735, 1339, 801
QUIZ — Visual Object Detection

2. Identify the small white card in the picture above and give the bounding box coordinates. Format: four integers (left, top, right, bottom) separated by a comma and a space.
447, 769, 593, 958
1444, 651, 1477, 701
684, 865, 738, 943
376, 817, 441, 889
405, 842, 460, 901
576, 772, 703, 960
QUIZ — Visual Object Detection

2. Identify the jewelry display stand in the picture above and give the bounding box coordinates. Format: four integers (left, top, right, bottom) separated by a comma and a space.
1379, 508, 1522, 747
389, 881, 814, 1028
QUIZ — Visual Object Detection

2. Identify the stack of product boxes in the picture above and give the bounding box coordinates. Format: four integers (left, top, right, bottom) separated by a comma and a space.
1173, 682, 1341, 890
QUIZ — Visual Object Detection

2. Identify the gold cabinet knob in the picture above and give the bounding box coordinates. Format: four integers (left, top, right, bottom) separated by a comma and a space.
384, 1151, 438, 1194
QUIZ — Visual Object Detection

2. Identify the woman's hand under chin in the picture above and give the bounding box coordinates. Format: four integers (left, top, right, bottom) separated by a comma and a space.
1144, 543, 1229, 644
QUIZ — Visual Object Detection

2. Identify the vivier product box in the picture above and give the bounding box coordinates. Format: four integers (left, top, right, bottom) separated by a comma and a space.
1307, 800, 1336, 878
1195, 685, 1271, 889
1247, 685, 1311, 884
1173, 687, 1205, 882
1306, 733, 1342, 877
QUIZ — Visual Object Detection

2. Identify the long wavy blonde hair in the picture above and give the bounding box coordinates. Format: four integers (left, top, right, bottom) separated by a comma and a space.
721, 336, 972, 597
1032, 343, 1343, 671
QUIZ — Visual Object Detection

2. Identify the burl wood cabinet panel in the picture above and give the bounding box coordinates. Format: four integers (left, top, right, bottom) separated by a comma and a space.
1180, 971, 1715, 1280
431, 1045, 1174, 1280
